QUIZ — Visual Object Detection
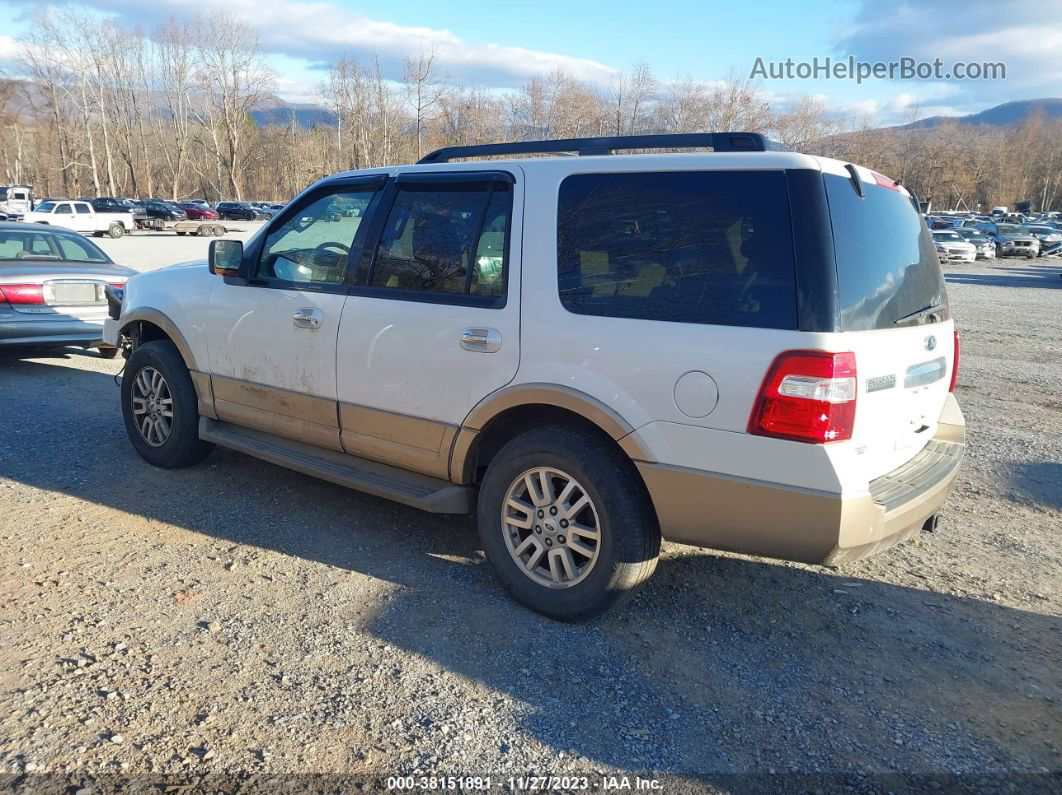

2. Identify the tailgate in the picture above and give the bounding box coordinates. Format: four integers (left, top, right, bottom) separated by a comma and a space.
846, 319, 955, 479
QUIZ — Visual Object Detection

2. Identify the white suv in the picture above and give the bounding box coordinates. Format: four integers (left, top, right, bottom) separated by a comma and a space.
105, 133, 965, 620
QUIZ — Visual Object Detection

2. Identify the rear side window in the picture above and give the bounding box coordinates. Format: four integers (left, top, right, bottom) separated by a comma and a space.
825, 174, 946, 330
370, 181, 510, 300
557, 171, 797, 329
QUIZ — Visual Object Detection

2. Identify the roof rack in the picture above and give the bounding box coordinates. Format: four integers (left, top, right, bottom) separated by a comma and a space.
417, 132, 777, 164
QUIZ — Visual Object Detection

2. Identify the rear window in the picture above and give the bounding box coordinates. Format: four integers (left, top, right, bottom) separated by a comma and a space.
557, 171, 798, 329
825, 174, 946, 330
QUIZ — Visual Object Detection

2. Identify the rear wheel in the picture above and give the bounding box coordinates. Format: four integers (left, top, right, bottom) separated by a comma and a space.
477, 425, 660, 621
121, 340, 213, 468
108, 223, 124, 239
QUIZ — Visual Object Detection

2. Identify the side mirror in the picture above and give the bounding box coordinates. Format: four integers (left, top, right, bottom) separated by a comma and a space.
209, 239, 244, 277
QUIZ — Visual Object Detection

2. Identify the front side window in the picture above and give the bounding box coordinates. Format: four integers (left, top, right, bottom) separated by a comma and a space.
256, 186, 380, 285
369, 181, 511, 300
557, 171, 798, 328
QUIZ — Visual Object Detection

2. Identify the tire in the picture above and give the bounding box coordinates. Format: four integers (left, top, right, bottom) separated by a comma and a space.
121, 340, 214, 468
108, 223, 124, 239
213, 224, 225, 237
97, 345, 120, 359
477, 425, 660, 621
176, 231, 186, 236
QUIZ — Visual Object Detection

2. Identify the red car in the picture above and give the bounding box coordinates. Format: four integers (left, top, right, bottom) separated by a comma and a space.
177, 203, 220, 221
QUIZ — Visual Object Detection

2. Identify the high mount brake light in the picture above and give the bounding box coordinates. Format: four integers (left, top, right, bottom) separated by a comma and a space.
749, 351, 858, 444
872, 171, 901, 191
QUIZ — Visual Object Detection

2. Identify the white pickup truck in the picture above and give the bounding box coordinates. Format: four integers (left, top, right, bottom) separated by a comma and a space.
23, 200, 135, 238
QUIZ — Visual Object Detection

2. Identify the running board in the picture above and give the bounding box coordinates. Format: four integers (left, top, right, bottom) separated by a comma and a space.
198, 418, 473, 514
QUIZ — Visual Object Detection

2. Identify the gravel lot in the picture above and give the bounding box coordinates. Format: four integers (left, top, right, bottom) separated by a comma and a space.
1, 240, 1060, 791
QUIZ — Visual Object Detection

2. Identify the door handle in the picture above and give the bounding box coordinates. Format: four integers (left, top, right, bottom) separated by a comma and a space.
293, 307, 323, 330
460, 327, 502, 353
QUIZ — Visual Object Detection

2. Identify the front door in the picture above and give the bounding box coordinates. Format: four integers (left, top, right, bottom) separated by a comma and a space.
50, 203, 77, 232
204, 176, 386, 451
336, 169, 522, 478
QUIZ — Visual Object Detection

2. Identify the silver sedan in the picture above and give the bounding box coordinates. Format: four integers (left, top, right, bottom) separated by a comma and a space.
0, 222, 137, 357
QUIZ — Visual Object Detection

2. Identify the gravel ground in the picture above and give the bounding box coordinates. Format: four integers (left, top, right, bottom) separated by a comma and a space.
0, 247, 1060, 792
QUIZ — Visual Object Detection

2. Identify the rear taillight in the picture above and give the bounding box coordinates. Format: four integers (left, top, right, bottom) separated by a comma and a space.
107, 281, 126, 288
749, 350, 858, 443
0, 284, 45, 304
949, 330, 960, 392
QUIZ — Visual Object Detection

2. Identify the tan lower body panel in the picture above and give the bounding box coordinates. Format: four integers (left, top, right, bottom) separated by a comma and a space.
339, 403, 456, 479
639, 440, 964, 566
210, 374, 342, 452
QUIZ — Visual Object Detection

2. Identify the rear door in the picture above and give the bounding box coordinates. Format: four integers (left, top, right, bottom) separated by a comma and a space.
72, 202, 96, 233
335, 169, 521, 478
824, 166, 955, 479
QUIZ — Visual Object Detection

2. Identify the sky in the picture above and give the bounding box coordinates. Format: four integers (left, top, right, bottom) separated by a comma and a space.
1, 0, 1059, 125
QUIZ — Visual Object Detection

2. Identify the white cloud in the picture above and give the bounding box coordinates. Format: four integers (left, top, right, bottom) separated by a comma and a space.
4, 0, 618, 88
835, 0, 1062, 105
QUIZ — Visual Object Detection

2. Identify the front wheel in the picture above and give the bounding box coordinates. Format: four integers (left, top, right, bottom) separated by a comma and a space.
477, 425, 660, 621
121, 340, 214, 468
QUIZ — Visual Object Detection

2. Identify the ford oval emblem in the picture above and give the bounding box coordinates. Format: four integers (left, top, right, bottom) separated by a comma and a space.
925, 335, 937, 351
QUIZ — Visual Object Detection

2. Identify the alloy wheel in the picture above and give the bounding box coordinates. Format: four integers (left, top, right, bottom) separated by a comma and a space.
501, 467, 601, 588
131, 366, 173, 447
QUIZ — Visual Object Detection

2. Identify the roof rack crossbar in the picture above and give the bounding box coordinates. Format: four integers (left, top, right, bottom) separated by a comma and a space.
417, 132, 776, 164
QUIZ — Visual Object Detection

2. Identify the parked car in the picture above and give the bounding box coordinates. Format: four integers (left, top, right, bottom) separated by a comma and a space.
177, 203, 221, 221
142, 201, 188, 222
0, 222, 136, 356
991, 224, 1040, 258
955, 228, 996, 259
104, 133, 964, 620
215, 202, 260, 221
931, 230, 977, 262
23, 200, 135, 238
249, 201, 280, 219
1023, 225, 1062, 251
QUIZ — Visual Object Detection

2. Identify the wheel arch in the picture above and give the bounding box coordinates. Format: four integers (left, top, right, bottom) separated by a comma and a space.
450, 383, 655, 485
119, 308, 198, 371
120, 309, 215, 419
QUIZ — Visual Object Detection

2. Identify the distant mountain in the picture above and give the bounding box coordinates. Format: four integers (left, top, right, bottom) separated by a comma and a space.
893, 98, 1062, 130
250, 96, 336, 129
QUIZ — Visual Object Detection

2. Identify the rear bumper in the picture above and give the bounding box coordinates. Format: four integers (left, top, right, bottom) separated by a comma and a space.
638, 394, 965, 565
0, 316, 108, 347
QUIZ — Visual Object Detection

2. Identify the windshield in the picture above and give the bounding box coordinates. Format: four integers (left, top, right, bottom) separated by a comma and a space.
997, 225, 1020, 234
826, 174, 946, 331
35, 201, 57, 212
933, 231, 962, 241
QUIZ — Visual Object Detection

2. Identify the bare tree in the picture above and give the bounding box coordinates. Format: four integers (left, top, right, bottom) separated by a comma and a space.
191, 11, 274, 199
403, 49, 445, 161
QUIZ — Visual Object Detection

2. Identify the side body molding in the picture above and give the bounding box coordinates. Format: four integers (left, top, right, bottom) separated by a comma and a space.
449, 382, 655, 484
